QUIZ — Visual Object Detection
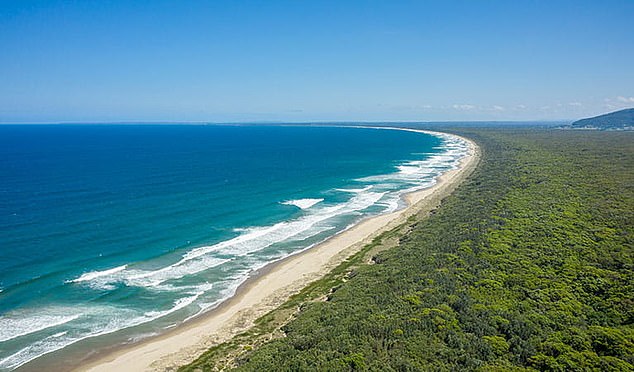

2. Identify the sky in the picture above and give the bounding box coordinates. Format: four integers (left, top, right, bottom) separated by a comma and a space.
1, 0, 633, 123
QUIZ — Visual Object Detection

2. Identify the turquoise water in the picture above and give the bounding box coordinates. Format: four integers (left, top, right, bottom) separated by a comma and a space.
0, 125, 468, 370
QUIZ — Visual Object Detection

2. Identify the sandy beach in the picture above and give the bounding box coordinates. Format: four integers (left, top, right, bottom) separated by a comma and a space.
77, 128, 480, 372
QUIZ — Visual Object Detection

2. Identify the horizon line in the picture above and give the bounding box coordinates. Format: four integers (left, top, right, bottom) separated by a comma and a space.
0, 119, 570, 125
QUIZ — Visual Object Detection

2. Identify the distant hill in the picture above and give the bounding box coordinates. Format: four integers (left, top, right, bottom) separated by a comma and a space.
569, 108, 634, 130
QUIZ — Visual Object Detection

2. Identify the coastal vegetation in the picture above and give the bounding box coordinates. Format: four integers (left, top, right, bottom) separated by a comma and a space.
568, 107, 634, 130
183, 128, 634, 371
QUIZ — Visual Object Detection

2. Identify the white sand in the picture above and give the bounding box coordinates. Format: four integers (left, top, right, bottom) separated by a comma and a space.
78, 129, 480, 372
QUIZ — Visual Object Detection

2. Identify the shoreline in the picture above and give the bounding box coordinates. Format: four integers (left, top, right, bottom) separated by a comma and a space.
67, 128, 480, 372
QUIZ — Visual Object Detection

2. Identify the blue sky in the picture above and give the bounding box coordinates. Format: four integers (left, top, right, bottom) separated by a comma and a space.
1, 0, 633, 123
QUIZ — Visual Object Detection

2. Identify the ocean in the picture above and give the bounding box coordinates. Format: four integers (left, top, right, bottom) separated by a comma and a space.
0, 124, 468, 370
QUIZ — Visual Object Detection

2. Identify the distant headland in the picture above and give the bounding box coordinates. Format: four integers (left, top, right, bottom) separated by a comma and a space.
565, 108, 634, 130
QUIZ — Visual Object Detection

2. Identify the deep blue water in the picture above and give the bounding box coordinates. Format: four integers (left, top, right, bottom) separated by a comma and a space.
0, 125, 467, 370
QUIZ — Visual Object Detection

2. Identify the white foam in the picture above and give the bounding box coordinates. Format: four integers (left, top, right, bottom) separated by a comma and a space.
182, 191, 385, 262
123, 257, 231, 288
396, 164, 423, 175
144, 283, 213, 318
0, 288, 213, 371
334, 186, 372, 193
127, 331, 159, 343
69, 265, 127, 283
66, 255, 231, 291
0, 313, 81, 342
355, 135, 469, 186
0, 331, 72, 370
281, 198, 324, 209
378, 197, 401, 213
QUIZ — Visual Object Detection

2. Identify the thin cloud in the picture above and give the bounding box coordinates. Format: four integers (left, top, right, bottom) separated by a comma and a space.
617, 96, 634, 103
568, 102, 582, 107
452, 104, 476, 110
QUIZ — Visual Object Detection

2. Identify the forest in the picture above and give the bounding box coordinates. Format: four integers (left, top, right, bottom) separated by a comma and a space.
183, 128, 633, 371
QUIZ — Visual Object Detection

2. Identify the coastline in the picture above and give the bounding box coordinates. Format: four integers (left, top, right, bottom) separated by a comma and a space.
72, 129, 480, 372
